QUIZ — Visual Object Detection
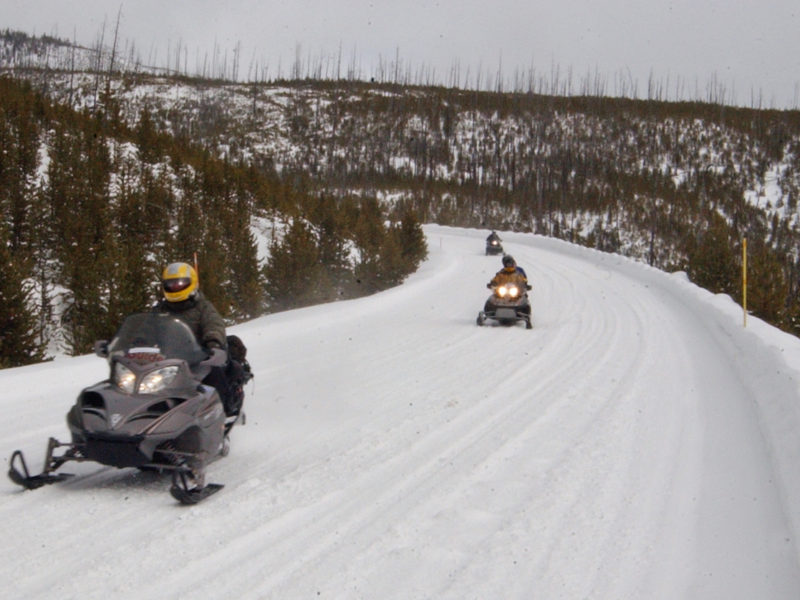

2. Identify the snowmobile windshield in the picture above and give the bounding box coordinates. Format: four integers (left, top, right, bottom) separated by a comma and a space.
107, 313, 207, 365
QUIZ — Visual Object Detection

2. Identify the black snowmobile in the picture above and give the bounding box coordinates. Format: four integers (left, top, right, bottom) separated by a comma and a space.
477, 282, 533, 329
485, 236, 503, 255
8, 312, 251, 504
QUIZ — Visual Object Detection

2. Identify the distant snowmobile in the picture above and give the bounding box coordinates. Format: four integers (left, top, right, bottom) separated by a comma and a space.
485, 236, 503, 255
477, 282, 533, 329
7, 312, 250, 505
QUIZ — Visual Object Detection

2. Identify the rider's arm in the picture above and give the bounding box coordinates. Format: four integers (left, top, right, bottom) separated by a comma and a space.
199, 300, 227, 350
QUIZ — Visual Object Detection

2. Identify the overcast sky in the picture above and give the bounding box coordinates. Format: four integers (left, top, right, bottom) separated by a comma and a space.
5, 0, 800, 108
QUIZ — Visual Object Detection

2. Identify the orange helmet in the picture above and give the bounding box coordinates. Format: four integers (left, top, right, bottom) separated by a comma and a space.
161, 262, 198, 302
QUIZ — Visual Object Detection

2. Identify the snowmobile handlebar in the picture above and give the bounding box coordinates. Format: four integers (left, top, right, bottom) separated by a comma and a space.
200, 347, 227, 368
486, 283, 532, 290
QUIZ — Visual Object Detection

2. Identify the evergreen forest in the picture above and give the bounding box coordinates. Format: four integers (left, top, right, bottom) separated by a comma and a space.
0, 75, 427, 366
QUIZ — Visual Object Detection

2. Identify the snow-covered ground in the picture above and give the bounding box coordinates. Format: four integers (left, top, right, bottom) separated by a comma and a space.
3, 224, 800, 599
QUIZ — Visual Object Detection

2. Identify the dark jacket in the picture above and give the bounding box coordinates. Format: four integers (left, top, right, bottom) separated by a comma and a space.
155, 291, 227, 349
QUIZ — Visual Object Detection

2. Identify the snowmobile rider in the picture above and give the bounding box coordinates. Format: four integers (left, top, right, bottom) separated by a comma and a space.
488, 255, 529, 290
486, 230, 501, 244
157, 262, 226, 349
156, 262, 242, 417
485, 255, 532, 322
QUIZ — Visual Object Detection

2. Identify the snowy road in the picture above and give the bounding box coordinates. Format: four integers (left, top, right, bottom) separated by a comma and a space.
3, 225, 800, 599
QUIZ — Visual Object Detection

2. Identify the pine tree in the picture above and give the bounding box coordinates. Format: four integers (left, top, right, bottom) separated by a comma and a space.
109, 151, 161, 323
262, 218, 321, 311
352, 197, 386, 257
226, 179, 265, 318
308, 195, 355, 301
136, 106, 162, 164
0, 232, 45, 367
746, 240, 788, 326
351, 197, 389, 294
687, 215, 739, 298
393, 208, 428, 269
194, 159, 235, 316
48, 115, 116, 353
27, 185, 56, 350
1, 77, 41, 262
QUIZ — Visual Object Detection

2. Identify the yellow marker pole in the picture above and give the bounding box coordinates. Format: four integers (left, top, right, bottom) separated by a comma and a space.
742, 238, 747, 327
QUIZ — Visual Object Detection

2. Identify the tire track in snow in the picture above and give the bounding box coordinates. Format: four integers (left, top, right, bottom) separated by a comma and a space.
149, 236, 677, 598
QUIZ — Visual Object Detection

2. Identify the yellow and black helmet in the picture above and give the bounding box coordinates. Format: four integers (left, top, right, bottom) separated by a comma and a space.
161, 262, 199, 302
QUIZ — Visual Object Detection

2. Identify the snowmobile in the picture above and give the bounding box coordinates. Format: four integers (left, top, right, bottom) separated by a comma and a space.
477, 282, 533, 329
485, 237, 504, 255
7, 312, 248, 505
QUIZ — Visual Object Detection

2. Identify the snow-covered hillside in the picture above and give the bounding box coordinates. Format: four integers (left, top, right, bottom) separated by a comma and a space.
3, 225, 800, 599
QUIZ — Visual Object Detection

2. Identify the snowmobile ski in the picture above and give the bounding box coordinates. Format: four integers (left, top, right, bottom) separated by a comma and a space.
169, 470, 223, 505
8, 449, 74, 490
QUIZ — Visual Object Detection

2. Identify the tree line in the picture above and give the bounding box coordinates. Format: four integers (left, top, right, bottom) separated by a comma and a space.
7, 61, 800, 353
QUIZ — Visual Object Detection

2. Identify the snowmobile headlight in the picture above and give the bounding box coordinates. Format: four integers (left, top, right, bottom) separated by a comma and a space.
508, 285, 519, 298
139, 366, 180, 394
497, 285, 508, 297
114, 363, 136, 393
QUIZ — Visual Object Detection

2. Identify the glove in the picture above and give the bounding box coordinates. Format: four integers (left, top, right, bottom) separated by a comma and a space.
202, 346, 227, 367
486, 283, 492, 289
